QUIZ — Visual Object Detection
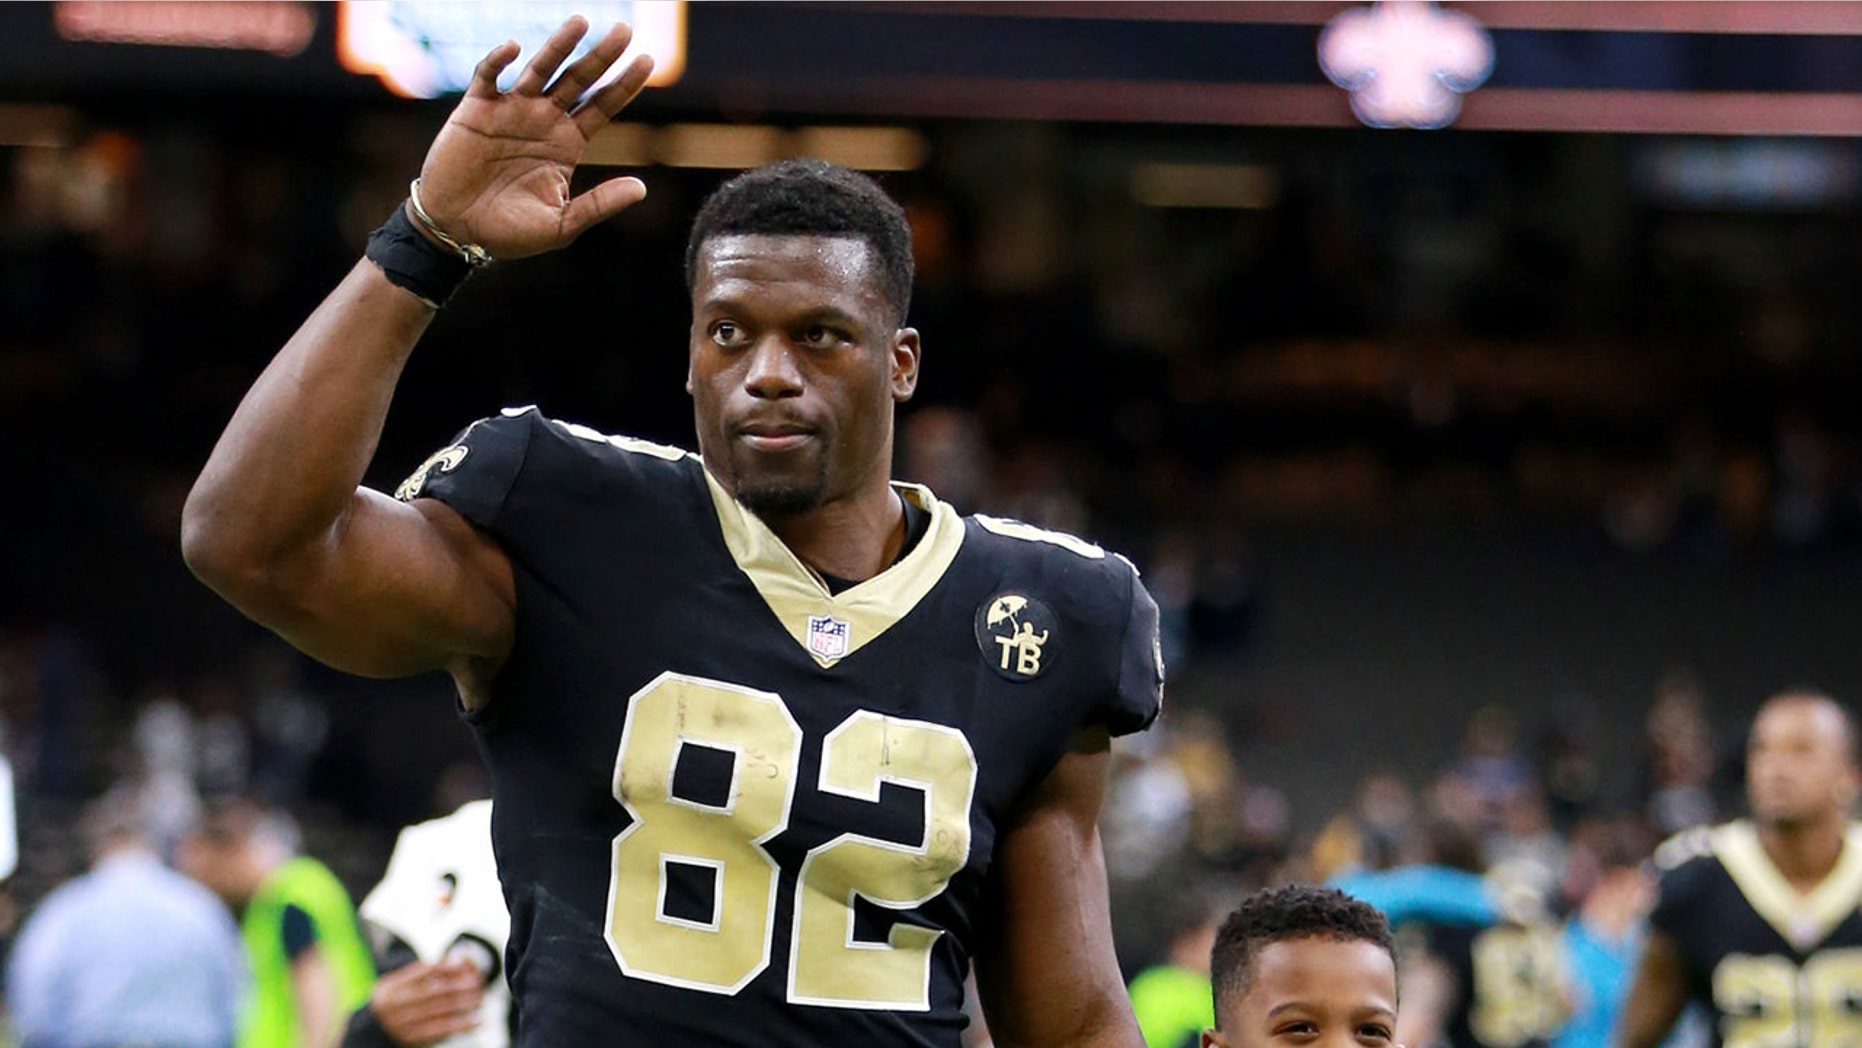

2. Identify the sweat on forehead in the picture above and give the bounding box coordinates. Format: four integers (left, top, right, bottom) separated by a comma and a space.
684, 158, 915, 325
696, 235, 885, 296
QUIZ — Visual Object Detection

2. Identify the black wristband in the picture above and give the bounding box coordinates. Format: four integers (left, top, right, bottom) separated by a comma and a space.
365, 203, 475, 309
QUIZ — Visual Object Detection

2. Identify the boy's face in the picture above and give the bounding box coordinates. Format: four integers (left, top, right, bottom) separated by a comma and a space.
1202, 936, 1399, 1048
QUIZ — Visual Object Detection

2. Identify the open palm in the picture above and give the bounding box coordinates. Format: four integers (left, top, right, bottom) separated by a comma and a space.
414, 18, 654, 261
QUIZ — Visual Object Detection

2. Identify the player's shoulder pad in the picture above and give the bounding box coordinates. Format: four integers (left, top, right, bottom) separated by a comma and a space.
399, 405, 701, 502
395, 409, 534, 503
972, 513, 1110, 561
1653, 823, 1718, 872
970, 514, 1154, 618
526, 409, 696, 466
967, 513, 1146, 592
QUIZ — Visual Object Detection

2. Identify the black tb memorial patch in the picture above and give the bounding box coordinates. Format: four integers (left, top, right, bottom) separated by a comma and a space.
974, 592, 1058, 681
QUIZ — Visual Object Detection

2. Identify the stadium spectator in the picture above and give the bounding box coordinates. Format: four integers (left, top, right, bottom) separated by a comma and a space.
1553, 821, 1653, 1048
178, 800, 375, 1048
128, 686, 204, 857
344, 798, 507, 1048
1643, 671, 1717, 837
1128, 888, 1225, 1048
5, 788, 246, 1048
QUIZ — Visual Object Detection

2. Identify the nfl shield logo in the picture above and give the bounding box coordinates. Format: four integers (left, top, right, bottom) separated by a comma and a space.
807, 615, 851, 661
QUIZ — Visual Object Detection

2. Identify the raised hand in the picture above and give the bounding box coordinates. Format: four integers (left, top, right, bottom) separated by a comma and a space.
413, 17, 654, 261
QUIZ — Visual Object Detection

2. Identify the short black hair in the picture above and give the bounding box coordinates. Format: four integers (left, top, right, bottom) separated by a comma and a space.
684, 158, 914, 324
1756, 689, 1859, 765
1209, 884, 1396, 1031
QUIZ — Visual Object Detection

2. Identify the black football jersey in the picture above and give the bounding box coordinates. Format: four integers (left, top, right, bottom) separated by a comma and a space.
1651, 820, 1862, 1048
1339, 867, 1566, 1048
1424, 918, 1567, 1048
399, 407, 1164, 1046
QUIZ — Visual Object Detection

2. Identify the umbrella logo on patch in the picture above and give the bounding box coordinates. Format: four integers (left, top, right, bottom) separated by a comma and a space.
975, 593, 1058, 681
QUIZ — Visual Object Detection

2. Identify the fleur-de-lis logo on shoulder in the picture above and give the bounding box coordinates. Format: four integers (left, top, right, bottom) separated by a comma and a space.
1319, 1, 1494, 129
395, 444, 468, 502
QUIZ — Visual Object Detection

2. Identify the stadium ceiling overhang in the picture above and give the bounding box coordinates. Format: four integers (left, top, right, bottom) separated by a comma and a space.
13, 1, 1862, 135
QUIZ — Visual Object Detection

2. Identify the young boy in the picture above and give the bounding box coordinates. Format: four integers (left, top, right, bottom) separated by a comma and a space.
1203, 884, 1402, 1048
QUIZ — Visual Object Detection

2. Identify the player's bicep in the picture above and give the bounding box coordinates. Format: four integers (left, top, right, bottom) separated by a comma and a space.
1615, 930, 1688, 1048
974, 728, 1142, 1048
261, 489, 513, 681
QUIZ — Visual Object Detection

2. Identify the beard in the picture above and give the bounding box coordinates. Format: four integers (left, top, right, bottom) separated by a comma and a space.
729, 445, 831, 519
1756, 806, 1809, 831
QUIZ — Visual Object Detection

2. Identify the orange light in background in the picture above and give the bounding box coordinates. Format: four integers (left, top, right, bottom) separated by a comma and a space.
653, 124, 788, 170
53, 1, 315, 57
790, 127, 930, 173
1130, 163, 1280, 210
336, 2, 685, 100
583, 123, 654, 168
0, 105, 80, 150
583, 124, 931, 172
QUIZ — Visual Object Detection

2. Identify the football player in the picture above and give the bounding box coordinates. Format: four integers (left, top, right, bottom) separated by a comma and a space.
1617, 691, 1862, 1048
182, 16, 1162, 1046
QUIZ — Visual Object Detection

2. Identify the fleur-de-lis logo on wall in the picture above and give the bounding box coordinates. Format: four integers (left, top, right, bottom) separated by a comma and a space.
1319, 1, 1494, 129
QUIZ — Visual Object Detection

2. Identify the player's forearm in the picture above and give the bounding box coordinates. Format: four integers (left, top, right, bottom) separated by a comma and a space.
1003, 1001, 1144, 1048
1614, 934, 1687, 1048
980, 742, 1143, 1048
1615, 1005, 1682, 1048
182, 260, 432, 597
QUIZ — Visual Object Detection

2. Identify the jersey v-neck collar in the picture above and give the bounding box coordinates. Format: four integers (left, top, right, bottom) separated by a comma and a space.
1712, 819, 1862, 952
701, 465, 966, 669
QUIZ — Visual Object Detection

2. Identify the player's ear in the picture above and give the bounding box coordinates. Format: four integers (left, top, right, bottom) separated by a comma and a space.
890, 327, 920, 402
1837, 763, 1860, 809
1201, 1030, 1227, 1048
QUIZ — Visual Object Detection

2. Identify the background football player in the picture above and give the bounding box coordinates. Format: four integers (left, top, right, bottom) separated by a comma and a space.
1617, 691, 1862, 1048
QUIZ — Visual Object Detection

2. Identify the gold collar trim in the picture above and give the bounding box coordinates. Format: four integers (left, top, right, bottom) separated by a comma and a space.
1712, 820, 1862, 952
702, 468, 965, 668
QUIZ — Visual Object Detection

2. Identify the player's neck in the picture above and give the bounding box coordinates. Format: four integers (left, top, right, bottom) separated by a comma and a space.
766, 482, 907, 585
1758, 814, 1850, 891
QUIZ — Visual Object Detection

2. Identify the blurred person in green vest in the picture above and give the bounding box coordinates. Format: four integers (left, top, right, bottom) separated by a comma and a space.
181, 798, 376, 1048
1129, 887, 1228, 1048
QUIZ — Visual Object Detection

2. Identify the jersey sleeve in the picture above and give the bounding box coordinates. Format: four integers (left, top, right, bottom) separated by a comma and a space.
1648, 853, 1713, 939
1103, 560, 1164, 737
393, 408, 537, 531
281, 902, 318, 961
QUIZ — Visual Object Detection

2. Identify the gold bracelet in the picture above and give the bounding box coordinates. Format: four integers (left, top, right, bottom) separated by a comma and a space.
407, 179, 493, 267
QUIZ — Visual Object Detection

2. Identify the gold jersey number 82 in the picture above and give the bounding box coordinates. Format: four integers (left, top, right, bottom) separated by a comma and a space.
604, 671, 979, 1011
